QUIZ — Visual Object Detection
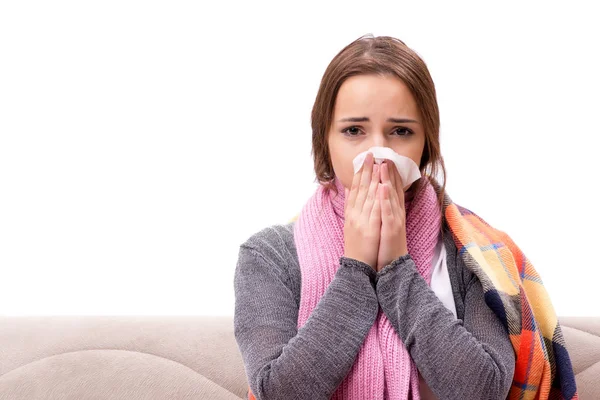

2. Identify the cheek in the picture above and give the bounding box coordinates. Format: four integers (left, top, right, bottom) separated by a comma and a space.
392, 148, 421, 169
334, 160, 351, 185
412, 155, 421, 168
329, 153, 355, 189
403, 143, 424, 169
341, 171, 354, 191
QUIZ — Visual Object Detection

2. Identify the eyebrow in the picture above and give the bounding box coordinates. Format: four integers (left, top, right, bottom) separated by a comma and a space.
337, 117, 420, 124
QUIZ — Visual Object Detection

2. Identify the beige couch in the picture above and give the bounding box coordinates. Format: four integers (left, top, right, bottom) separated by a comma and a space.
0, 316, 598, 399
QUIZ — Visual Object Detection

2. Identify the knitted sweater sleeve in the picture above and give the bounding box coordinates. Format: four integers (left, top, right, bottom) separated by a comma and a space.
375, 253, 516, 400
233, 232, 379, 399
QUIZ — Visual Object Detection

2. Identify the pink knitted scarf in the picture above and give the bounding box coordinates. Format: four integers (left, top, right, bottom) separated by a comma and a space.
293, 174, 442, 399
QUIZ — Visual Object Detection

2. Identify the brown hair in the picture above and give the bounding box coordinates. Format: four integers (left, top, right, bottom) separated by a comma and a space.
310, 34, 448, 229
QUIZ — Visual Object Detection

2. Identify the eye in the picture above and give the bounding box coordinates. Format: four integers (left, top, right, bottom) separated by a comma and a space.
394, 127, 414, 136
342, 126, 362, 136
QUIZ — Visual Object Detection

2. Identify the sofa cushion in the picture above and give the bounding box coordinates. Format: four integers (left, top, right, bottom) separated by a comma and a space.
0, 316, 248, 399
0, 349, 240, 399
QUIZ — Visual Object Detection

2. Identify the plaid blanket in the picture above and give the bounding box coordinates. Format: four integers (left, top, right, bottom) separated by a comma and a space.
436, 181, 578, 399
245, 179, 578, 400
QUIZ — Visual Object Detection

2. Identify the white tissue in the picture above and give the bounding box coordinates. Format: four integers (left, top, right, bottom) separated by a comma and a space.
352, 146, 421, 190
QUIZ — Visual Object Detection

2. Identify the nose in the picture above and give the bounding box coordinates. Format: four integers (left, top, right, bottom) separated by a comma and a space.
370, 131, 389, 148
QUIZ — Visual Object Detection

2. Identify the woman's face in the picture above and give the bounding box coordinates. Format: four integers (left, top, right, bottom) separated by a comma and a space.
327, 74, 426, 193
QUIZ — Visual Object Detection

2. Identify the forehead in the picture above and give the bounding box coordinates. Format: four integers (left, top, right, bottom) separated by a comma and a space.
334, 74, 419, 118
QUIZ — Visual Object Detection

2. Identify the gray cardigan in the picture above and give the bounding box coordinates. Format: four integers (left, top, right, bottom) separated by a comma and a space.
233, 221, 515, 399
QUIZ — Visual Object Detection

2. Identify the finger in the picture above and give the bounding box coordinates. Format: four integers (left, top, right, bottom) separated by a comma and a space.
370, 183, 382, 227
362, 164, 380, 216
380, 161, 391, 186
388, 161, 404, 191
381, 184, 394, 220
386, 161, 405, 209
394, 167, 405, 209
348, 152, 371, 211
385, 160, 396, 189
381, 163, 401, 219
356, 152, 375, 210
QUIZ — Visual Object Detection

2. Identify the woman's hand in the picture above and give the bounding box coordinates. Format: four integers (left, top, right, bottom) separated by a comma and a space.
343, 152, 382, 271
376, 160, 408, 272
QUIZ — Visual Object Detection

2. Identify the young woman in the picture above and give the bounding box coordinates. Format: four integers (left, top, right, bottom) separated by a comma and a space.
233, 35, 577, 400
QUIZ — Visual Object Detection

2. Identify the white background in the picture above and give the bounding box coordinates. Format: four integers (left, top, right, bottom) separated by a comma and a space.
1, 1, 598, 317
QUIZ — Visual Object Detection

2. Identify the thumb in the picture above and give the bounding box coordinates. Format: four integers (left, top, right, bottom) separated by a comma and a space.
343, 188, 349, 215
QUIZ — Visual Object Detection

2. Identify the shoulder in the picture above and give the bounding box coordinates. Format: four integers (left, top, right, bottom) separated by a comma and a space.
237, 221, 300, 286
240, 221, 297, 260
